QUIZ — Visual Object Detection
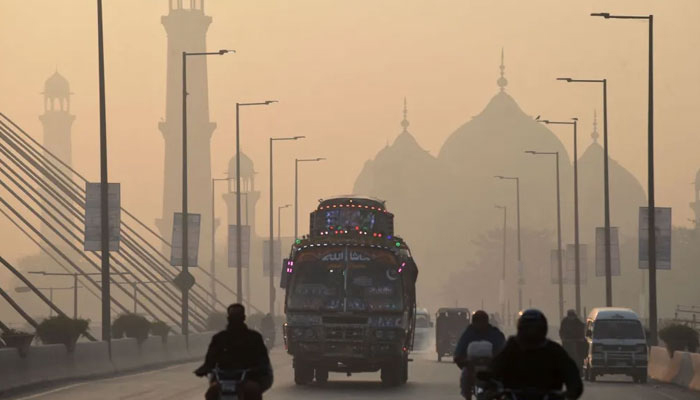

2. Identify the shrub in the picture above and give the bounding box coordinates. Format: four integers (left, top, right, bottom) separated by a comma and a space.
207, 311, 227, 331
1, 328, 35, 357
36, 316, 90, 352
112, 313, 150, 343
150, 321, 171, 338
659, 324, 699, 355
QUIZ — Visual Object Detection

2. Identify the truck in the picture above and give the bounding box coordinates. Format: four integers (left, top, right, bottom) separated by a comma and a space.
281, 196, 419, 386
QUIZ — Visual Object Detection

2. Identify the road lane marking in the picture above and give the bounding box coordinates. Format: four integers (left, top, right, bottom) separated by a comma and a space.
12, 363, 186, 400
652, 388, 682, 400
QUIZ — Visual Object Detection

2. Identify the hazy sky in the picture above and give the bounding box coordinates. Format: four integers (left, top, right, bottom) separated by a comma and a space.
1, 0, 699, 264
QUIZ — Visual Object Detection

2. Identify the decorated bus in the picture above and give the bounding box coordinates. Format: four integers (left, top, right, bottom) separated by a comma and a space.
281, 196, 419, 386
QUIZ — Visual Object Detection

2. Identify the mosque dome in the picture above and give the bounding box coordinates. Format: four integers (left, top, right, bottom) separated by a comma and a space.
436, 51, 572, 234
578, 111, 646, 242
44, 71, 70, 98
228, 152, 255, 179
353, 98, 439, 197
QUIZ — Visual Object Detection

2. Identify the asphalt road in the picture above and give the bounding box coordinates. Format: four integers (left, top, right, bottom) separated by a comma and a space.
8, 348, 699, 400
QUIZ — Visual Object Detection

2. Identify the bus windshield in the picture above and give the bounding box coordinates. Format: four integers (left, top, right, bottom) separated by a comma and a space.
346, 262, 403, 312
287, 261, 344, 311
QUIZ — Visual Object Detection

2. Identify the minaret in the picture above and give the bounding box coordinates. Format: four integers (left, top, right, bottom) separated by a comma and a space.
223, 153, 260, 234
691, 168, 700, 230
156, 0, 216, 264
401, 97, 410, 133
497, 48, 508, 92
591, 109, 600, 144
39, 71, 75, 238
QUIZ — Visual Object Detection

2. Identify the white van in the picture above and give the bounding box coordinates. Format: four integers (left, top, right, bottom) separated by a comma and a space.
583, 307, 648, 383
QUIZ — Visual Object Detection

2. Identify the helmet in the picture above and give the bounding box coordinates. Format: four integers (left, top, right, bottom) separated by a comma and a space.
517, 309, 548, 348
472, 310, 489, 324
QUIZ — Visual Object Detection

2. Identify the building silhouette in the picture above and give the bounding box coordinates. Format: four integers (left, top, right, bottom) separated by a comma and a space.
691, 168, 700, 230
353, 50, 652, 316
156, 0, 216, 265
39, 71, 75, 239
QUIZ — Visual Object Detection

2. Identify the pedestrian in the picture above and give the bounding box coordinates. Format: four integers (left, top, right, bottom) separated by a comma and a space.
559, 309, 585, 375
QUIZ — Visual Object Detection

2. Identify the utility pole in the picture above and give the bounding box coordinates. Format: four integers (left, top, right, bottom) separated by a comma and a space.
591, 11, 657, 344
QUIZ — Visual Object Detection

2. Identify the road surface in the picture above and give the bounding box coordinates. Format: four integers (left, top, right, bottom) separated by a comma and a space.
8, 348, 699, 400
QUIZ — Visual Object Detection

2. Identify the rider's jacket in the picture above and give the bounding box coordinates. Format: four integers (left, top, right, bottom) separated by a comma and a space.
453, 325, 506, 367
198, 322, 272, 385
490, 337, 583, 399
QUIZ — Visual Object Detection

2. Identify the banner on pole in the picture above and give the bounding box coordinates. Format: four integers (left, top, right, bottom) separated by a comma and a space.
595, 227, 621, 277
170, 213, 201, 266
84, 182, 120, 251
228, 225, 250, 269
639, 207, 672, 270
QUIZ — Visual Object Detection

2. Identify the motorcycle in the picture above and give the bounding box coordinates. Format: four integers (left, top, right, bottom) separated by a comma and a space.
475, 371, 566, 400
209, 368, 251, 400
466, 341, 494, 400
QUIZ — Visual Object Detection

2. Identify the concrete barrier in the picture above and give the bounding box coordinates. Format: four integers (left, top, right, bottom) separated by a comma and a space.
648, 346, 671, 381
648, 346, 699, 391
690, 353, 700, 391
0, 332, 214, 395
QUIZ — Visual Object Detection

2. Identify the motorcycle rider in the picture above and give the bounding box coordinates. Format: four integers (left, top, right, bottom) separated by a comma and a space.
490, 309, 583, 399
559, 309, 586, 375
195, 304, 273, 400
453, 310, 506, 399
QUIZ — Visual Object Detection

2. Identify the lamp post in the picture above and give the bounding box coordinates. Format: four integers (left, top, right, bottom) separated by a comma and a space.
269, 136, 304, 315
495, 205, 507, 321
181, 49, 234, 337
95, 0, 113, 345
294, 158, 326, 239
15, 286, 78, 317
538, 118, 582, 315
557, 77, 612, 307
27, 271, 132, 319
495, 175, 522, 311
525, 150, 563, 319
211, 176, 235, 310
235, 101, 277, 304
591, 11, 658, 346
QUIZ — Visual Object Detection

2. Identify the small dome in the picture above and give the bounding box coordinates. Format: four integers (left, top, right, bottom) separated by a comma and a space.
228, 152, 255, 179
44, 71, 70, 98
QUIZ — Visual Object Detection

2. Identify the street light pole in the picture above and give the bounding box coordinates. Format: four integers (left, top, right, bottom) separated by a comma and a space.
96, 0, 110, 345
591, 11, 657, 344
539, 118, 581, 315
235, 101, 277, 304
557, 77, 612, 306
294, 158, 326, 239
526, 150, 564, 320
495, 176, 522, 311
495, 205, 507, 321
182, 49, 233, 336
211, 176, 235, 310
269, 136, 303, 315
